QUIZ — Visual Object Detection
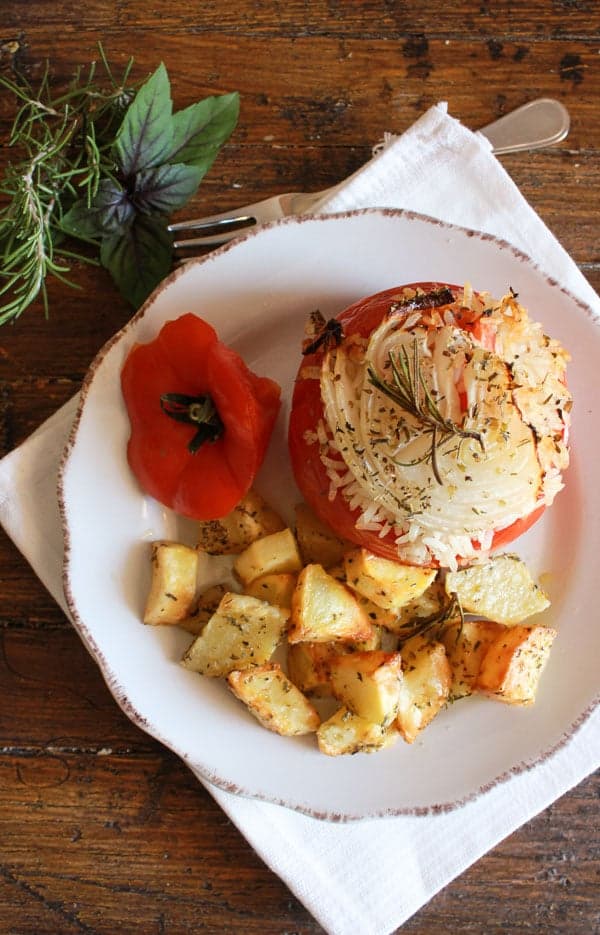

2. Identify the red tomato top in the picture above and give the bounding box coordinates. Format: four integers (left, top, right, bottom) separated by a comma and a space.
121, 314, 281, 519
288, 283, 546, 565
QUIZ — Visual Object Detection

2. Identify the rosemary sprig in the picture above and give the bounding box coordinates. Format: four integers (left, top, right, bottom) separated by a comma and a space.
395, 591, 465, 646
0, 47, 239, 324
367, 335, 484, 484
0, 51, 136, 325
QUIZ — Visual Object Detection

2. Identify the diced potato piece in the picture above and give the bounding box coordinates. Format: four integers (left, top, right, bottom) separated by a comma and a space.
143, 541, 199, 626
476, 624, 557, 705
396, 636, 451, 743
178, 583, 229, 635
181, 593, 288, 677
287, 629, 383, 696
317, 707, 399, 756
386, 578, 446, 636
233, 528, 303, 586
328, 562, 400, 629
294, 502, 350, 568
445, 554, 550, 625
288, 563, 374, 644
227, 663, 320, 735
245, 572, 297, 609
329, 650, 404, 727
196, 489, 285, 555
344, 549, 437, 613
441, 618, 505, 700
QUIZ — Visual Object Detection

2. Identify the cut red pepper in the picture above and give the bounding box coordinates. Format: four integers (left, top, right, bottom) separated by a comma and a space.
121, 313, 281, 520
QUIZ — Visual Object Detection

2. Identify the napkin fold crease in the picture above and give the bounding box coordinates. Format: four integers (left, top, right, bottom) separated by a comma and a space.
1, 103, 598, 935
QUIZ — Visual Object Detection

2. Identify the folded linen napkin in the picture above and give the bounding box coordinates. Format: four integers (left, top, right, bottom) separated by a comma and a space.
1, 102, 598, 935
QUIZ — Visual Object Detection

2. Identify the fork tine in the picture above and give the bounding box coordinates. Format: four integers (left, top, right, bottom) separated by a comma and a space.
172, 223, 256, 250
168, 210, 255, 233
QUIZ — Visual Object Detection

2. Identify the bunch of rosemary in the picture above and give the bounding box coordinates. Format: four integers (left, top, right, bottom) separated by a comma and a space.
0, 47, 239, 324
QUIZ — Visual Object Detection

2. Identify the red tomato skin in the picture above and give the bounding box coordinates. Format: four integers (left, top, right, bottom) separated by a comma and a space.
288, 283, 547, 566
122, 314, 281, 520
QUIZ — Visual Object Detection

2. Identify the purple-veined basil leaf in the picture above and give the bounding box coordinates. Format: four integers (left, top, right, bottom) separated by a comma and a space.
112, 63, 174, 176
166, 92, 240, 172
133, 163, 204, 214
60, 180, 134, 241
100, 214, 172, 308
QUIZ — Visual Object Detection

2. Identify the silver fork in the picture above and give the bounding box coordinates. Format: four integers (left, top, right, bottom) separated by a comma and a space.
169, 98, 570, 253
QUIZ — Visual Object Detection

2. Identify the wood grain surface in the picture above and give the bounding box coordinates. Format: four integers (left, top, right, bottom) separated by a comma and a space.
1, 2, 599, 932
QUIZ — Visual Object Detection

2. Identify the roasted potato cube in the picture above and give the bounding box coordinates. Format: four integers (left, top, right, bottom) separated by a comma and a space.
445, 554, 550, 625
344, 549, 437, 613
227, 663, 320, 735
386, 577, 446, 636
396, 636, 451, 743
476, 624, 557, 705
288, 563, 374, 644
196, 489, 285, 555
329, 650, 403, 727
233, 528, 303, 586
287, 629, 383, 696
441, 618, 505, 700
245, 572, 297, 609
328, 562, 400, 629
181, 593, 288, 677
317, 707, 399, 756
178, 583, 229, 635
143, 541, 199, 626
294, 502, 350, 568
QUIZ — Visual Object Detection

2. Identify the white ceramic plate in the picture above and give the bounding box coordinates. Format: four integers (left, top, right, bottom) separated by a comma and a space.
60, 209, 600, 821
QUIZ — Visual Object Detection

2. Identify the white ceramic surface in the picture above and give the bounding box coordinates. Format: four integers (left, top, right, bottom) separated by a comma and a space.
59, 209, 600, 820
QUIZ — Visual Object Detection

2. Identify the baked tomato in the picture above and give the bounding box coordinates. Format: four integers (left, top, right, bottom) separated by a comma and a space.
288, 282, 571, 568
121, 313, 281, 520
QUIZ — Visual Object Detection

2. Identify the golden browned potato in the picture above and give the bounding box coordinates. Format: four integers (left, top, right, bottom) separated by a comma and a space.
395, 635, 451, 743
286, 629, 383, 696
476, 624, 557, 705
181, 592, 288, 677
328, 650, 404, 727
327, 561, 400, 630
344, 548, 437, 613
233, 528, 303, 586
196, 489, 285, 555
386, 577, 446, 637
288, 563, 374, 644
244, 572, 297, 609
178, 583, 229, 635
227, 663, 320, 735
445, 554, 550, 625
294, 502, 351, 568
143, 541, 199, 626
441, 618, 506, 700
317, 707, 399, 756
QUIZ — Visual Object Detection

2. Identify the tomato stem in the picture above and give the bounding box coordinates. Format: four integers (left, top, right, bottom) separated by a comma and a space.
160, 392, 224, 453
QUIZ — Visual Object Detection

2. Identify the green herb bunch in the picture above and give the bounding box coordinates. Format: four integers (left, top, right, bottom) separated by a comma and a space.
0, 47, 239, 324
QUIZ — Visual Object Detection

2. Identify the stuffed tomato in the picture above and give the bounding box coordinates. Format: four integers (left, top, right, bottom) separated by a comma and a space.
288, 282, 571, 569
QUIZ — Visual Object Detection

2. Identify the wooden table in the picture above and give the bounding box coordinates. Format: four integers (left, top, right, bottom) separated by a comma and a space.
1, 3, 598, 932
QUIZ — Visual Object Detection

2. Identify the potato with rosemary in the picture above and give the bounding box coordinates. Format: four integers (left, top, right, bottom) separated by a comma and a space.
395, 635, 452, 743
196, 489, 285, 555
233, 527, 303, 586
143, 541, 199, 626
344, 548, 437, 614
288, 562, 374, 644
287, 628, 383, 696
294, 501, 351, 568
317, 707, 399, 756
476, 624, 557, 705
445, 553, 550, 625
227, 663, 320, 736
441, 617, 506, 700
328, 650, 404, 727
181, 592, 288, 677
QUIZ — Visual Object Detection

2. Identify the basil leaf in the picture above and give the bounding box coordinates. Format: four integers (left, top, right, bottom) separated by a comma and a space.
112, 62, 174, 176
133, 163, 204, 214
60, 180, 134, 241
100, 214, 172, 308
167, 92, 239, 171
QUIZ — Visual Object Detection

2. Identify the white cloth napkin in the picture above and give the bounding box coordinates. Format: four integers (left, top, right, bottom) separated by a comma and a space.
1, 102, 598, 935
